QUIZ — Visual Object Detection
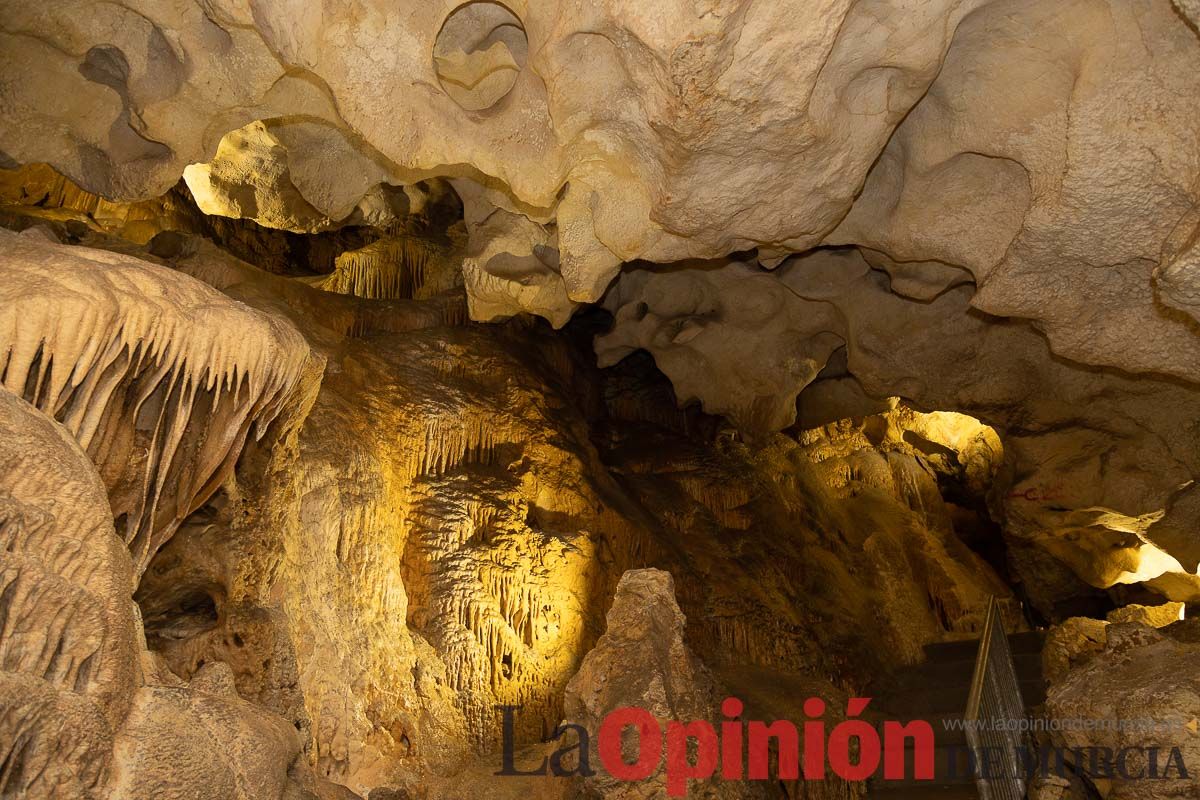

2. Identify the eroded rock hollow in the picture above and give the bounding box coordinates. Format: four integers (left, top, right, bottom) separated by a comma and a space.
1, 1, 1198, 799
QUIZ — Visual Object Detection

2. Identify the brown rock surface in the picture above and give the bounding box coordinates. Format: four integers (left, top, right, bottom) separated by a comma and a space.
562, 568, 771, 800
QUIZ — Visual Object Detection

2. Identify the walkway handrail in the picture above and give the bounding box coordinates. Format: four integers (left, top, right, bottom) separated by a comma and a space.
964, 596, 1029, 800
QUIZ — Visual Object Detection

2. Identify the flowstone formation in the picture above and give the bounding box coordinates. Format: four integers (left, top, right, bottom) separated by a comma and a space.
0, 228, 313, 575
0, 294, 344, 800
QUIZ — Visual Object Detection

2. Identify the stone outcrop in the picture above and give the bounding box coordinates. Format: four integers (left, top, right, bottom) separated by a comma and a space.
1046, 621, 1200, 800
1043, 603, 1189, 684
562, 568, 771, 799
1106, 602, 1186, 628
0, 383, 342, 800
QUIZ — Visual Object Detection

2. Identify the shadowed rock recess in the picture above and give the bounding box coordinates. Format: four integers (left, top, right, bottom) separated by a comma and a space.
0, 1, 1199, 799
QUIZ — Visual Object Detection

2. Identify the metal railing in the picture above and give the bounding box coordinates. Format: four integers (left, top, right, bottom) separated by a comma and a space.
964, 596, 1029, 800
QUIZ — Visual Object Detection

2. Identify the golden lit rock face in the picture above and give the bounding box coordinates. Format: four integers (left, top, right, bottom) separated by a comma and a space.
0, 225, 1009, 797
183, 121, 341, 234
600, 247, 1200, 613
0, 162, 203, 244
319, 235, 465, 302
612, 401, 1018, 678
260, 325, 648, 789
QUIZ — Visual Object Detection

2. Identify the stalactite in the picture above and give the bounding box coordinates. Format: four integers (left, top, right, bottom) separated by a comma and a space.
0, 230, 310, 575
412, 415, 510, 478
320, 237, 439, 300
676, 474, 754, 529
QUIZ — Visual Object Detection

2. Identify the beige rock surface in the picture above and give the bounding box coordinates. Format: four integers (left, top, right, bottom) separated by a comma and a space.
0, 389, 138, 798
562, 568, 772, 800
1106, 602, 1186, 628
0, 228, 314, 575
0, 387, 336, 800
4, 0, 988, 322
4, 0, 1197, 357
1046, 622, 1200, 800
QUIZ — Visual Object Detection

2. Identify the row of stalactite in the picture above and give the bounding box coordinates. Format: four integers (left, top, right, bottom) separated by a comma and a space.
0, 241, 308, 575
676, 475, 755, 529
481, 562, 542, 650
321, 237, 439, 300
709, 614, 804, 672
411, 415, 511, 478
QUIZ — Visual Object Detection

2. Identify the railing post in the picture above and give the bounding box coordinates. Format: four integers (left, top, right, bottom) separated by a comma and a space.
964, 596, 1029, 800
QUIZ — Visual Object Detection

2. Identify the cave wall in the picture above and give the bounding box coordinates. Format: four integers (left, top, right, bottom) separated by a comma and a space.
0, 216, 1021, 797
1, 1, 1199, 797
140, 238, 1020, 796
4, 2, 1196, 613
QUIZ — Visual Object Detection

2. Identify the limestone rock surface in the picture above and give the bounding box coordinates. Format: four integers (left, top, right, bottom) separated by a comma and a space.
1046, 622, 1200, 800
0, 386, 336, 800
562, 568, 771, 800
599, 247, 1200, 615
4, 0, 1197, 358
1, 2, 1199, 788
110, 240, 1017, 797
0, 228, 314, 575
